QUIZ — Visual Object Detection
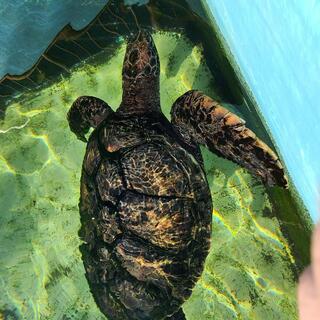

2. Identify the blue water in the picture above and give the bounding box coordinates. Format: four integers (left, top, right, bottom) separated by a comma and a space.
0, 0, 106, 76
207, 0, 320, 222
0, 0, 318, 222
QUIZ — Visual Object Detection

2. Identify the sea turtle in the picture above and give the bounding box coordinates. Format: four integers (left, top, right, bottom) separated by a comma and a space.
67, 31, 287, 320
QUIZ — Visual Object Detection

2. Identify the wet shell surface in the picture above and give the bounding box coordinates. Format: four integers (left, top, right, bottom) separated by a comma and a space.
79, 114, 212, 320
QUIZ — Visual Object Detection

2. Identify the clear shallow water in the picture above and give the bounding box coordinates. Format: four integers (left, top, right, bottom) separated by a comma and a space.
0, 32, 299, 319
205, 0, 320, 222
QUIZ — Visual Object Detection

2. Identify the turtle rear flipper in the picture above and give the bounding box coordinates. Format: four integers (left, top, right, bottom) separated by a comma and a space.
67, 96, 113, 142
171, 90, 288, 188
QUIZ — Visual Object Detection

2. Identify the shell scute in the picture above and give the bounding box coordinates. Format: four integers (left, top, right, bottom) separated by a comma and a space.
122, 143, 191, 197
99, 118, 145, 153
97, 207, 122, 244
119, 191, 193, 250
80, 116, 212, 320
115, 236, 194, 302
96, 158, 124, 205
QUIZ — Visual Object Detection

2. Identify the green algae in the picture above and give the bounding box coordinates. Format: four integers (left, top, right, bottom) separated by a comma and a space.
0, 32, 300, 319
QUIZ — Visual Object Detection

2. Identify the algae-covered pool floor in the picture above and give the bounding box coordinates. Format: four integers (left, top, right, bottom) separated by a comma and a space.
0, 32, 298, 319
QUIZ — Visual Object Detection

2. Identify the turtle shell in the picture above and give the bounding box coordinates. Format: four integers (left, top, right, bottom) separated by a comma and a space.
79, 113, 212, 320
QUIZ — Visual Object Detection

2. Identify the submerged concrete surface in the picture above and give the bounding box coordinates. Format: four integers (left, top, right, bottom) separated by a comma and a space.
0, 0, 107, 78
0, 32, 299, 320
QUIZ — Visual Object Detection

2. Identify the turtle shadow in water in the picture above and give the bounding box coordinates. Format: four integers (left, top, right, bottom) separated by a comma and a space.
203, 146, 304, 282
166, 39, 194, 79
201, 147, 239, 192
165, 39, 218, 96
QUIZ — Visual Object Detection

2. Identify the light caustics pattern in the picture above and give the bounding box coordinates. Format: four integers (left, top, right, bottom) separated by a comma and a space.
0, 33, 297, 319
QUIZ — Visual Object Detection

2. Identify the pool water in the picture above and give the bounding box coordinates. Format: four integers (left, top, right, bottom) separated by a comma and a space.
0, 1, 313, 319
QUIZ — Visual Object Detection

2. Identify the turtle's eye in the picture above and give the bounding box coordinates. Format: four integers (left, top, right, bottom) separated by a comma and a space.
129, 49, 139, 64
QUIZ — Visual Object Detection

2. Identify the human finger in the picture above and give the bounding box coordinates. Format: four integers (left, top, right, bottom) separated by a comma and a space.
298, 266, 318, 319
311, 223, 320, 291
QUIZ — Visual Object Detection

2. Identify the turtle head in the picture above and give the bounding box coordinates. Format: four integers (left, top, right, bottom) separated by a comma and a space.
122, 30, 160, 82
120, 30, 161, 114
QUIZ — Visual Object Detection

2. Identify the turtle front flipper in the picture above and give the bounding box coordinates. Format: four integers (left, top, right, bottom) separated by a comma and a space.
171, 90, 288, 188
67, 96, 113, 142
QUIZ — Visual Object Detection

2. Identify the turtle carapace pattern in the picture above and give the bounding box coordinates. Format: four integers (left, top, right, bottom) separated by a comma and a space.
67, 31, 288, 320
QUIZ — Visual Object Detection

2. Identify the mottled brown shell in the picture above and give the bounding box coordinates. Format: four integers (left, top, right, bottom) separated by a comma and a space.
79, 113, 212, 320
